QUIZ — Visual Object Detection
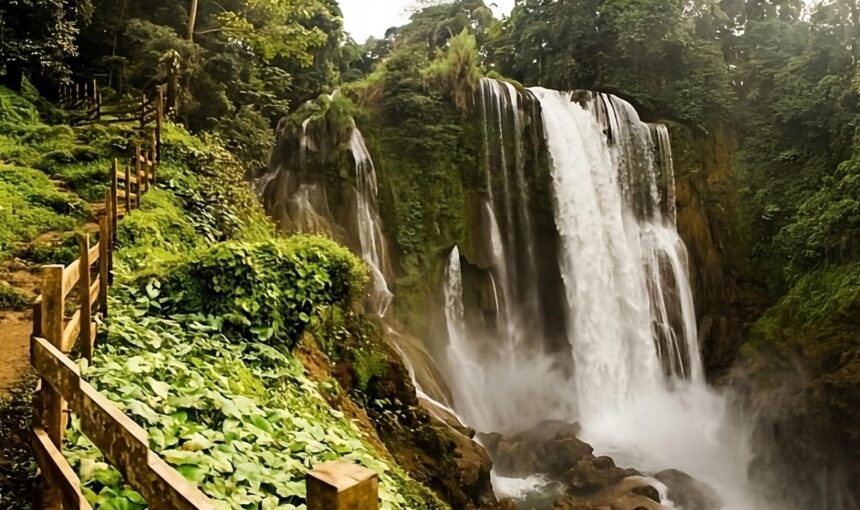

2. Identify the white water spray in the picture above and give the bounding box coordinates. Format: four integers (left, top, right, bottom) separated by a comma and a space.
532, 87, 770, 510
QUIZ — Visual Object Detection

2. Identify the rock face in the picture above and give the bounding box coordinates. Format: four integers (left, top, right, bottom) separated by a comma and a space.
730, 332, 860, 510
308, 316, 501, 510
669, 122, 768, 377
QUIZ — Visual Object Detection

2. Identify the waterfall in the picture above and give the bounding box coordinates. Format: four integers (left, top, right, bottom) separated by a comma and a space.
531, 87, 767, 509
348, 123, 393, 317
260, 110, 453, 407
432, 79, 577, 433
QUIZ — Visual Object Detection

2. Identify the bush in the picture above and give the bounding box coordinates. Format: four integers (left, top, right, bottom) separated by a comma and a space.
155, 237, 368, 346
0, 283, 30, 311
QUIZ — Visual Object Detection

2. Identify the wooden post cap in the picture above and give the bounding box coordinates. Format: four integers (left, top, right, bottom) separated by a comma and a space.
307, 461, 379, 510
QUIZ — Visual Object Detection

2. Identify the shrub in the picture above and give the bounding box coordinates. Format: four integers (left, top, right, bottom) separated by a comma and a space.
155, 237, 368, 346
0, 283, 30, 311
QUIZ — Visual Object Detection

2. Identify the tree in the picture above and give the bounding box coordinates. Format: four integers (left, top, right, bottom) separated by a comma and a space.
0, 0, 91, 89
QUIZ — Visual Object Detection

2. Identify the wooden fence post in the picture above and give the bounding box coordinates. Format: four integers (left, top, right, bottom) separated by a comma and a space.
156, 89, 163, 163
135, 145, 143, 203
111, 159, 119, 253
307, 461, 378, 510
40, 265, 67, 446
98, 209, 109, 316
151, 132, 159, 182
79, 234, 94, 363
124, 164, 132, 213
140, 94, 146, 128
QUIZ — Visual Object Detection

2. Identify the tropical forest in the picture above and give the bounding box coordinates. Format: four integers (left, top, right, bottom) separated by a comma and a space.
0, 0, 857, 509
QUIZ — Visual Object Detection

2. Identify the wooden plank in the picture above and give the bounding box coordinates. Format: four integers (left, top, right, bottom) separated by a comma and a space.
40, 265, 66, 448
88, 242, 100, 264
89, 278, 100, 308
31, 337, 82, 406
307, 461, 379, 510
62, 259, 81, 297
155, 90, 163, 164
79, 234, 93, 362
117, 172, 138, 184
116, 189, 139, 200
144, 451, 215, 510
61, 309, 81, 353
135, 147, 143, 203
125, 165, 132, 213
32, 427, 93, 510
78, 384, 215, 510
32, 340, 215, 510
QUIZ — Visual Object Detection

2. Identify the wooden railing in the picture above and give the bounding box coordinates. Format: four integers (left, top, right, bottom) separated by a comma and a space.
31, 140, 380, 509
28, 149, 215, 510
58, 80, 164, 162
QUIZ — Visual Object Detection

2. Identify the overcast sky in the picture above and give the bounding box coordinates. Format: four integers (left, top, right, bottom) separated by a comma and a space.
339, 0, 516, 42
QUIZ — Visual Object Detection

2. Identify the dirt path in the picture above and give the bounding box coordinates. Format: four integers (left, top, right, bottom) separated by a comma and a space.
0, 260, 40, 397
0, 311, 33, 396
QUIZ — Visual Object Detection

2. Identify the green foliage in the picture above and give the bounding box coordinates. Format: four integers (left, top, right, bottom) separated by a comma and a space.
0, 86, 39, 123
747, 262, 860, 348
0, 0, 91, 86
0, 164, 79, 256
155, 237, 368, 346
212, 107, 275, 178
487, 0, 731, 130
66, 294, 445, 510
76, 0, 347, 130
0, 281, 30, 310
422, 29, 483, 111
354, 347, 391, 395
116, 189, 202, 269
776, 159, 860, 279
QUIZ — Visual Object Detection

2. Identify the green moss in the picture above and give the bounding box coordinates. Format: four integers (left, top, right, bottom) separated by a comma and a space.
0, 164, 79, 256
0, 86, 40, 124
746, 262, 860, 350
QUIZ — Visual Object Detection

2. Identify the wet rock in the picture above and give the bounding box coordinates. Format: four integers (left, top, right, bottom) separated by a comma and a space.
655, 469, 721, 510
564, 457, 638, 494
631, 485, 660, 502
480, 420, 594, 478
551, 476, 663, 510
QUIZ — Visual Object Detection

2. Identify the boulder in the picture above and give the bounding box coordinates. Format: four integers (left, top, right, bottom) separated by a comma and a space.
480, 420, 594, 478
564, 457, 638, 494
654, 469, 721, 510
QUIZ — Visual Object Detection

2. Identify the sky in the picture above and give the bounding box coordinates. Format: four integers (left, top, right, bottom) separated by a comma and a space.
339, 0, 516, 42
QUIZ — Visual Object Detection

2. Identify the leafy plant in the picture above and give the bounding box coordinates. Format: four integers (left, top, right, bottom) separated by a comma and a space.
155, 237, 368, 346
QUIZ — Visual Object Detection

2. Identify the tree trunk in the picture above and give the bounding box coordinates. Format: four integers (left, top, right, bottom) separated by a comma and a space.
187, 0, 199, 41
3, 63, 23, 91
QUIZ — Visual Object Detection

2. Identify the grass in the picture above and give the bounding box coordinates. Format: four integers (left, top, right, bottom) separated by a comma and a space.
0, 165, 80, 257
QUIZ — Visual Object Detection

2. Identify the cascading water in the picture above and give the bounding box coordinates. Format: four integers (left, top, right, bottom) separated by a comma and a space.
348, 122, 393, 317
540, 87, 765, 508
439, 79, 772, 509
433, 80, 576, 433
260, 107, 455, 408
